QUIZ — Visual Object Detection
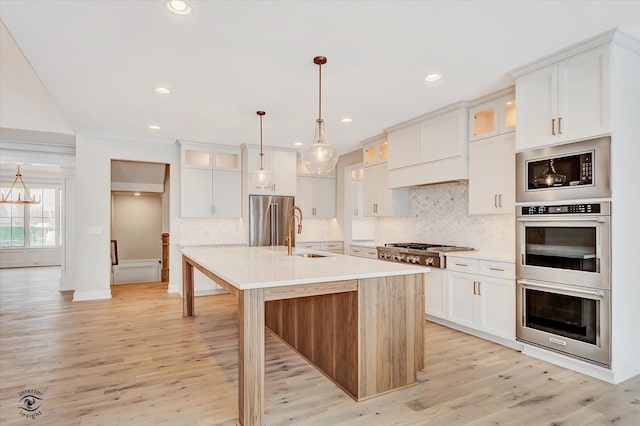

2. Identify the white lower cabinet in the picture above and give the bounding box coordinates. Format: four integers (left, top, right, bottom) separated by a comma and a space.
444, 256, 515, 341
349, 244, 378, 259
297, 241, 343, 254
424, 268, 446, 319
320, 241, 343, 254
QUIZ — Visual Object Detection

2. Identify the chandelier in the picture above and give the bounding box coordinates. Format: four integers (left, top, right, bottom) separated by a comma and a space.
300, 56, 339, 175
0, 165, 41, 205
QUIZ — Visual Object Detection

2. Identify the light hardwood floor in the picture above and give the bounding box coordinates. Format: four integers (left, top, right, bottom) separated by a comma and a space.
1, 267, 638, 425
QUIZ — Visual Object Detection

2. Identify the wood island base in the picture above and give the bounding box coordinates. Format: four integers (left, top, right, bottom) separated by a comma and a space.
182, 252, 425, 426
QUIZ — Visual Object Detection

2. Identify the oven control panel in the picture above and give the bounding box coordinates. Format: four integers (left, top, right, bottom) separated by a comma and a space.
521, 203, 601, 215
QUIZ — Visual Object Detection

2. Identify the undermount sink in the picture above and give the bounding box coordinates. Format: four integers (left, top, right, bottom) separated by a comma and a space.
293, 252, 328, 258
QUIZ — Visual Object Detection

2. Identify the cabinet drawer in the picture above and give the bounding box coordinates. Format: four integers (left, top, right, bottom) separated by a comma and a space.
478, 260, 515, 279
446, 257, 479, 273
350, 246, 378, 259
297, 242, 321, 250
321, 241, 343, 251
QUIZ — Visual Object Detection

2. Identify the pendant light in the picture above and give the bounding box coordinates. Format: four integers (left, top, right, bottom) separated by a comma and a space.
0, 164, 41, 204
301, 56, 339, 175
250, 110, 272, 189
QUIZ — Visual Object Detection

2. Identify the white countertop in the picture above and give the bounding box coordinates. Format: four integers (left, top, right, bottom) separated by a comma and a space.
445, 250, 515, 263
181, 246, 429, 290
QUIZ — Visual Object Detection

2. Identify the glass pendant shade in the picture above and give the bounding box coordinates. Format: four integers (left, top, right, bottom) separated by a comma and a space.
252, 110, 272, 189
302, 56, 339, 175
301, 119, 338, 174
250, 168, 272, 189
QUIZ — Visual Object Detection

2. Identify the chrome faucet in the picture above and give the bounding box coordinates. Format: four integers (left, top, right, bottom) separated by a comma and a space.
286, 206, 303, 255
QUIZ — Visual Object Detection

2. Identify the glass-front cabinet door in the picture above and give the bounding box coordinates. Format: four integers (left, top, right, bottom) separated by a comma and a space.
469, 93, 515, 141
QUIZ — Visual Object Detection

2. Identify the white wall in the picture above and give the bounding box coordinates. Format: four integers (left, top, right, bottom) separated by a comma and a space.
609, 42, 640, 383
74, 135, 180, 301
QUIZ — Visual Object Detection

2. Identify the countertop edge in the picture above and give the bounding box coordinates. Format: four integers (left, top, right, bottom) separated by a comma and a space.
445, 250, 515, 263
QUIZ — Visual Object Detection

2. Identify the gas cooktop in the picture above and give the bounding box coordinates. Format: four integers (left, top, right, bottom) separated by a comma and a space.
377, 242, 474, 268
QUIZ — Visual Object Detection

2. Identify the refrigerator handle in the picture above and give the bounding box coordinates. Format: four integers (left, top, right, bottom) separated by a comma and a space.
271, 202, 278, 245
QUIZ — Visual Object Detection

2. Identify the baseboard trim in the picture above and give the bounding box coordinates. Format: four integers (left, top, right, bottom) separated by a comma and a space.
425, 315, 523, 351
521, 343, 615, 383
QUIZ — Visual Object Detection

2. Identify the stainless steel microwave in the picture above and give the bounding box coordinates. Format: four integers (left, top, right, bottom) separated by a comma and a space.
516, 137, 610, 202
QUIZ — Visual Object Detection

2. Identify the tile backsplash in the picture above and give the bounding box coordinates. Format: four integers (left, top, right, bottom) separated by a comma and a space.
376, 182, 515, 253
179, 218, 247, 246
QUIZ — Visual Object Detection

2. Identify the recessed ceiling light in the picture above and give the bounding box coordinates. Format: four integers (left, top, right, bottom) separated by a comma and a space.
293, 141, 304, 147
167, 0, 191, 15
424, 73, 442, 82
154, 87, 171, 94
148, 124, 161, 130
341, 117, 353, 123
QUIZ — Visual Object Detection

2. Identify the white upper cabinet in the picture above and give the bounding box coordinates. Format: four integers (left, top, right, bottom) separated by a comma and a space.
468, 133, 515, 215
296, 175, 336, 218
362, 137, 389, 167
350, 167, 365, 218
419, 107, 467, 163
179, 142, 241, 218
244, 146, 296, 196
385, 104, 468, 188
469, 92, 516, 141
387, 125, 418, 169
514, 46, 610, 151
182, 145, 241, 170
362, 163, 408, 217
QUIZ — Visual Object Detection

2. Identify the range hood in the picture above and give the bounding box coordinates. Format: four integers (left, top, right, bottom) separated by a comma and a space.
387, 157, 468, 188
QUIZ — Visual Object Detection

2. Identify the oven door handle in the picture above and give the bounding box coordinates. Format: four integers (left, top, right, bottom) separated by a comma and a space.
517, 217, 607, 223
517, 279, 606, 298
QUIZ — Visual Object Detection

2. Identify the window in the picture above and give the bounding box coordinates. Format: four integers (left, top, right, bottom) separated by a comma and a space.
0, 188, 60, 248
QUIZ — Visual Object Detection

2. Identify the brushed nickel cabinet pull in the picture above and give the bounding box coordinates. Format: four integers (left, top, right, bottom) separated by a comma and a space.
477, 281, 481, 295
494, 194, 498, 208
455, 263, 468, 267
473, 281, 477, 295
596, 257, 601, 273
558, 117, 562, 134
498, 194, 502, 207
489, 267, 504, 272
551, 118, 556, 135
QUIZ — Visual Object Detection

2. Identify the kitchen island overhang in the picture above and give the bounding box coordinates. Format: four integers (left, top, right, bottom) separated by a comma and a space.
181, 246, 429, 426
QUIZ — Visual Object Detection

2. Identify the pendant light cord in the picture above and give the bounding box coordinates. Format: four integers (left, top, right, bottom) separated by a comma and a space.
318, 61, 322, 122
257, 110, 265, 170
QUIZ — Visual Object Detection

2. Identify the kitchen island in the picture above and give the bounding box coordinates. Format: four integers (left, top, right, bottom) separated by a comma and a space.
181, 246, 428, 426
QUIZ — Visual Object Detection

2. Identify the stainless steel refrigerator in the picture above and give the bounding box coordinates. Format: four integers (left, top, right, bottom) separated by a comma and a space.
249, 195, 295, 247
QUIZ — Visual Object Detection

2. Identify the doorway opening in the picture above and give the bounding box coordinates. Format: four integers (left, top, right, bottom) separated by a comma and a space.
110, 160, 169, 285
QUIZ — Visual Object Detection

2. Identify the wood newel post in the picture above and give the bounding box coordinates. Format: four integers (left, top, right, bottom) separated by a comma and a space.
161, 233, 169, 282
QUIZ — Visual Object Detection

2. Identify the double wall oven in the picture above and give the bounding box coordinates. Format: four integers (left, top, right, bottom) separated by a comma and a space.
515, 137, 611, 366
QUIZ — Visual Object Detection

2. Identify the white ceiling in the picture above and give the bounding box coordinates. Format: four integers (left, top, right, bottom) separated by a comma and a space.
1, 1, 639, 155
